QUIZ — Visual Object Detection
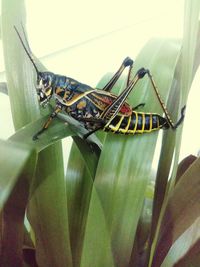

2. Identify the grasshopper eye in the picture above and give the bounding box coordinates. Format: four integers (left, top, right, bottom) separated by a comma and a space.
43, 79, 49, 87
42, 78, 46, 84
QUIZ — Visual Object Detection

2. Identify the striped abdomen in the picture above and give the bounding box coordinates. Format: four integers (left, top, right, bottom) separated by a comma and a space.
104, 111, 169, 134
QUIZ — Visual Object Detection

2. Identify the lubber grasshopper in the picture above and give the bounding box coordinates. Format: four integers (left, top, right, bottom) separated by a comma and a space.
14, 26, 185, 141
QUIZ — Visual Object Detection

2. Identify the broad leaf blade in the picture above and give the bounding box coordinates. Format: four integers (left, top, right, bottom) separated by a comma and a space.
0, 139, 36, 266
65, 76, 113, 266
152, 157, 200, 266
150, 2, 200, 266
149, 61, 182, 246
66, 143, 95, 267
0, 139, 35, 211
9, 116, 74, 153
168, 0, 200, 190
1, 0, 73, 266
1, 1, 40, 130
181, 0, 200, 102
81, 39, 181, 267
27, 143, 72, 267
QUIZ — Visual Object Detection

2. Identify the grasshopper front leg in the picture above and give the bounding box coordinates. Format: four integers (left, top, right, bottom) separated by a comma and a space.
33, 106, 61, 140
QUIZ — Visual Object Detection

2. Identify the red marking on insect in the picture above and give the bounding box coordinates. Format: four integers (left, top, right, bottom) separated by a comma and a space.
101, 96, 132, 116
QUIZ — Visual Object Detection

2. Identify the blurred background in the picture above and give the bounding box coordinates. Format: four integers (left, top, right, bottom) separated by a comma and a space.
0, 0, 199, 160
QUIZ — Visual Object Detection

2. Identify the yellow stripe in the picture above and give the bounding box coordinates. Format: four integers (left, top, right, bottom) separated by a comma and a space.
141, 113, 145, 132
135, 113, 145, 133
145, 113, 153, 133
63, 90, 94, 106
119, 115, 131, 134
133, 112, 138, 134
106, 116, 124, 132
150, 113, 160, 131
149, 114, 152, 131
127, 111, 138, 134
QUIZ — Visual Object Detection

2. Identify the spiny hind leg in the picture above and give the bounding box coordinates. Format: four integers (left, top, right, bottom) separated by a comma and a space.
100, 67, 149, 122
145, 69, 186, 129
128, 68, 186, 129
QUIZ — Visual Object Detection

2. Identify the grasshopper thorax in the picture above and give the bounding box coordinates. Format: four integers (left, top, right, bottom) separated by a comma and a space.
36, 72, 55, 107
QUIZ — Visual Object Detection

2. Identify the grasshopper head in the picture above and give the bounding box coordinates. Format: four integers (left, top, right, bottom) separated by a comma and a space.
14, 26, 55, 108
36, 72, 55, 107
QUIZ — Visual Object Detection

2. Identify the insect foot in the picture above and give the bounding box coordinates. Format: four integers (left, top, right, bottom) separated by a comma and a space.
173, 105, 186, 129
137, 68, 149, 79
32, 134, 39, 141
32, 128, 47, 141
123, 57, 134, 67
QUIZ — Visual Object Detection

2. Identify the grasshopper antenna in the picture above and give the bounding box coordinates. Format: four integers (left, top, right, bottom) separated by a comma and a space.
14, 25, 40, 76
20, 22, 32, 54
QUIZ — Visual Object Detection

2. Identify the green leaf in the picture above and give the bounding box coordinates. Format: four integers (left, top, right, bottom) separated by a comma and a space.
0, 139, 35, 211
1, 3, 102, 264
2, 1, 40, 130
27, 143, 72, 267
80, 185, 115, 267
181, 0, 200, 101
9, 115, 74, 153
129, 197, 153, 266
66, 143, 95, 267
80, 38, 181, 267
149, 64, 182, 248
166, 0, 200, 190
9, 114, 101, 178
0, 139, 36, 266
149, 2, 200, 265
65, 73, 112, 266
1, 0, 73, 266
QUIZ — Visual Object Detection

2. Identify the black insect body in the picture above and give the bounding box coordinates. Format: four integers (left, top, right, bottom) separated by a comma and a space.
14, 26, 185, 141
